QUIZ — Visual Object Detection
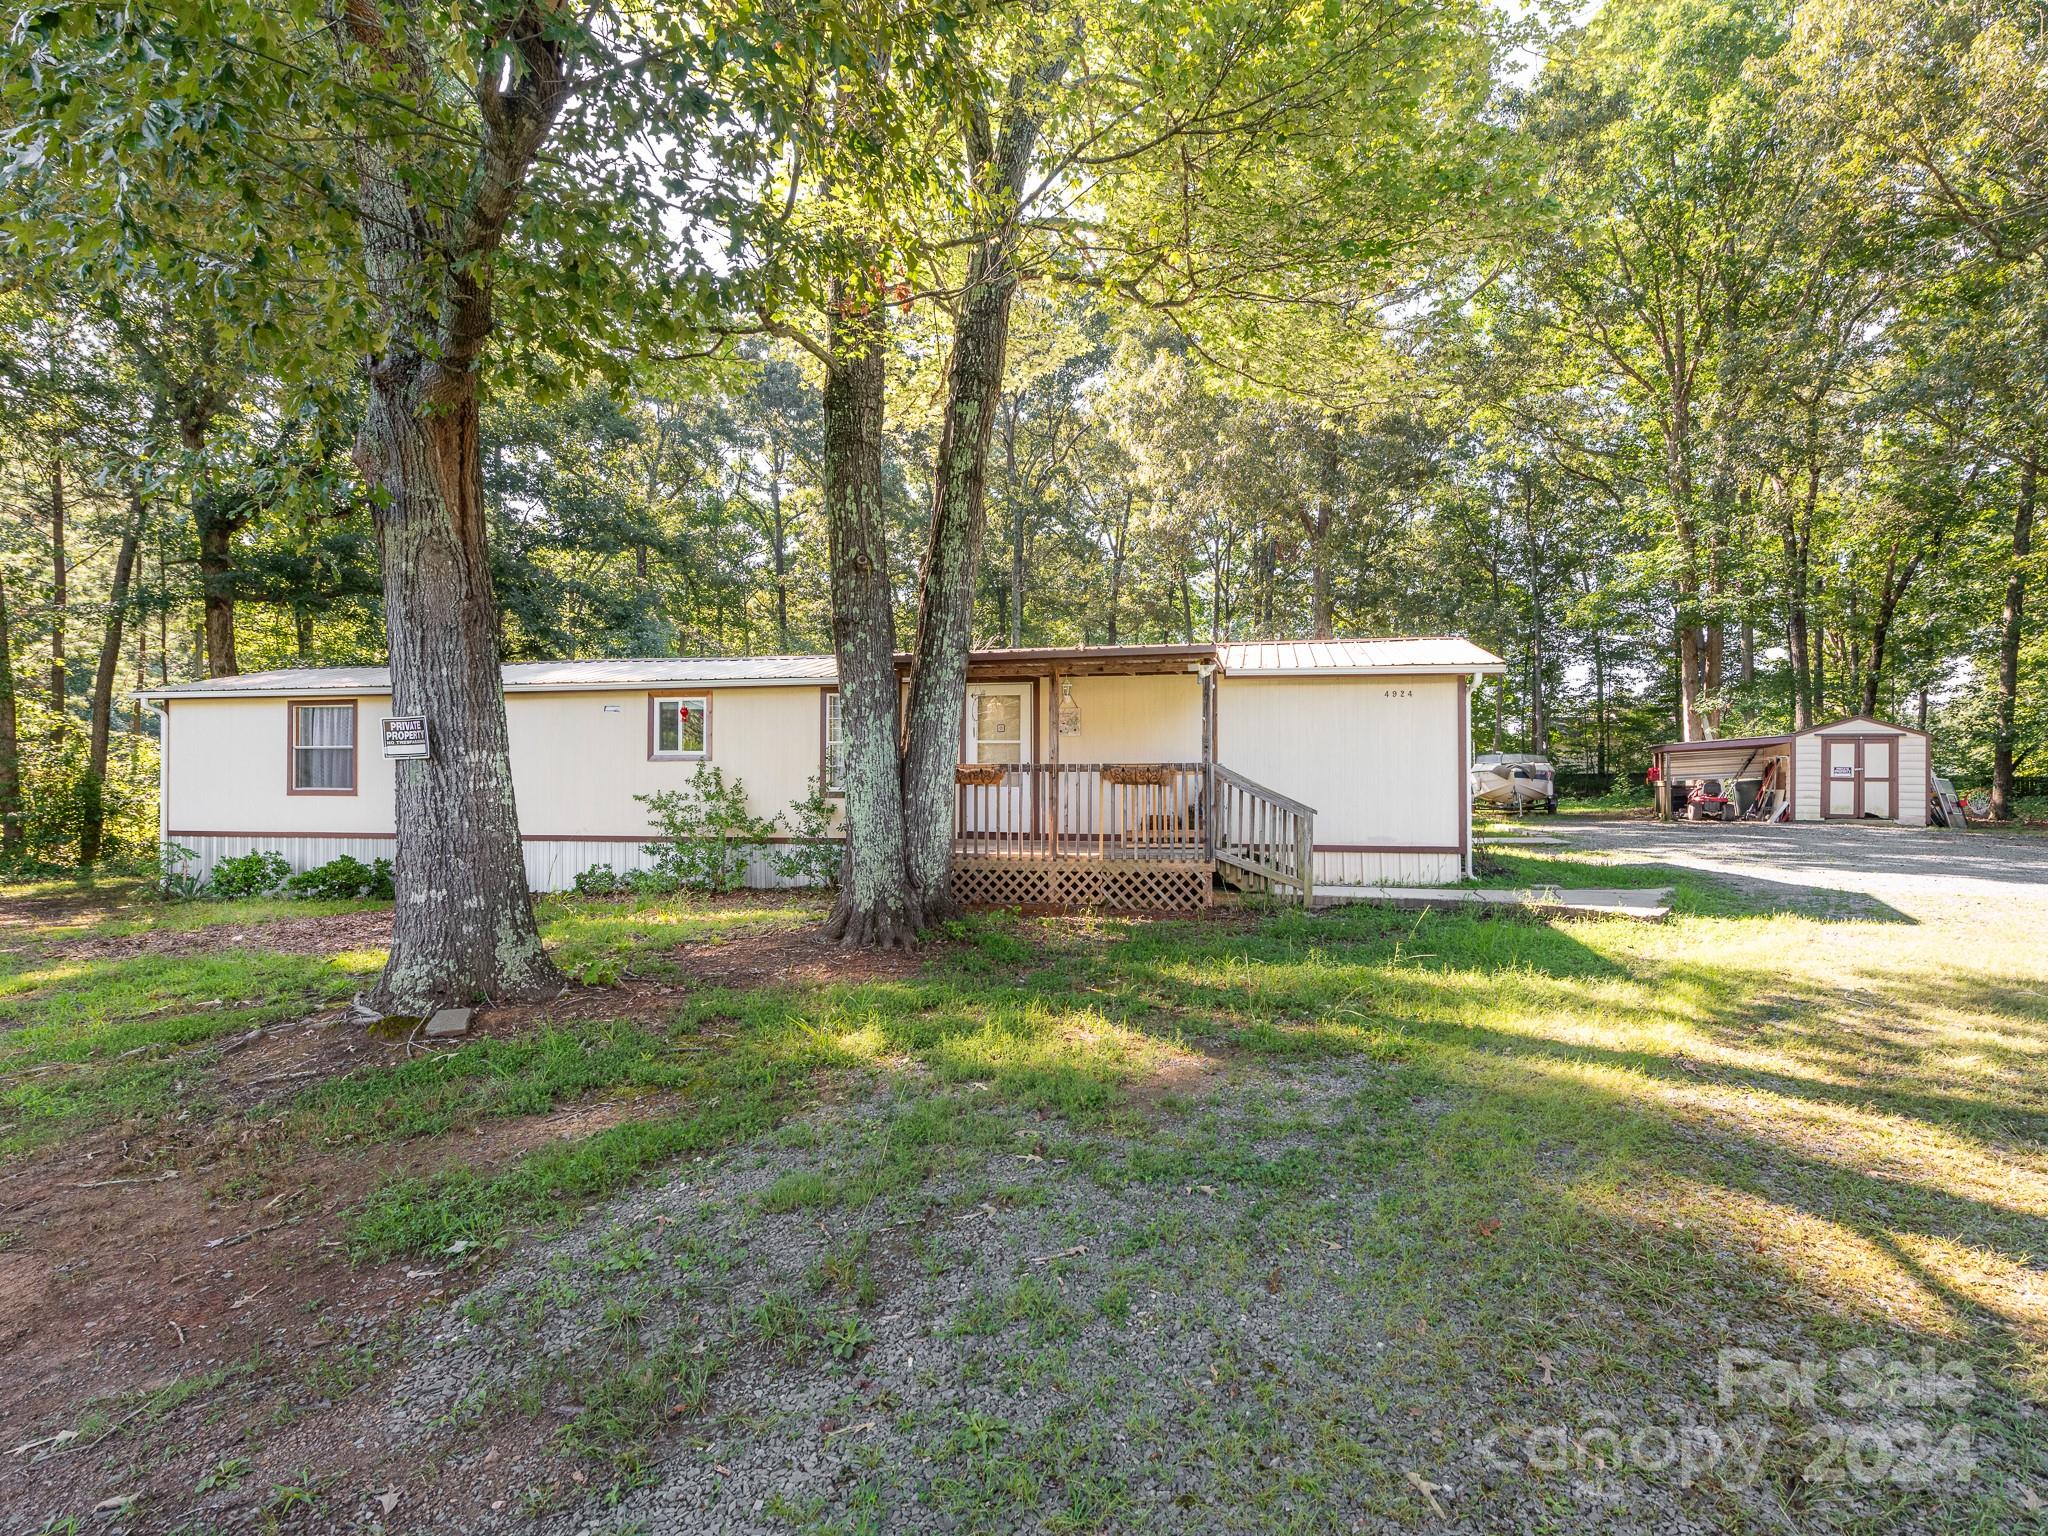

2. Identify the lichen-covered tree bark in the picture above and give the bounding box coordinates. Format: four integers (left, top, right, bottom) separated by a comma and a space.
341, 0, 566, 1013
900, 77, 1057, 914
820, 292, 922, 947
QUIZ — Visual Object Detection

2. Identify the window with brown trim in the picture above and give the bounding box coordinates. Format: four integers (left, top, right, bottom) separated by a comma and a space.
649, 695, 709, 760
289, 701, 358, 793
821, 690, 845, 795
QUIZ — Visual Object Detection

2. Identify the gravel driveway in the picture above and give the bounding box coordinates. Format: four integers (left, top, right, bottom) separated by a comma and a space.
1549, 817, 2048, 924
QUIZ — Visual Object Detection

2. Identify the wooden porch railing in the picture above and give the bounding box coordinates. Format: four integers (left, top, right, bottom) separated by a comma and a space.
1211, 764, 1315, 905
950, 760, 1315, 906
953, 762, 1207, 860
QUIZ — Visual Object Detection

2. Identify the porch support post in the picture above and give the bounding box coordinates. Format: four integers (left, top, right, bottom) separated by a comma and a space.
1199, 663, 1216, 862
1297, 811, 1314, 909
1048, 662, 1059, 856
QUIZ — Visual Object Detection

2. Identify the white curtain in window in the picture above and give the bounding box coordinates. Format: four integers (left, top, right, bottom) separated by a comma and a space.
973, 693, 1023, 764
294, 704, 354, 789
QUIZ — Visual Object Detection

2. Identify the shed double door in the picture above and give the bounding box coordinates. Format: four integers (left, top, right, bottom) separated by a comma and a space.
1822, 736, 1894, 820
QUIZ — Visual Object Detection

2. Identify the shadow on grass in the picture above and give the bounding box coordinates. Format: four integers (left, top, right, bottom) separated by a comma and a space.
1476, 847, 1919, 924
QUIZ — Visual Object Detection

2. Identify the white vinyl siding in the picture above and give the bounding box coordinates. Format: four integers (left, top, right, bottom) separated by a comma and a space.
1218, 675, 1462, 852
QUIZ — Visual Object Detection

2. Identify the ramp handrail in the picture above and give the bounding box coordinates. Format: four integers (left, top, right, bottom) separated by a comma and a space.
1210, 764, 1315, 905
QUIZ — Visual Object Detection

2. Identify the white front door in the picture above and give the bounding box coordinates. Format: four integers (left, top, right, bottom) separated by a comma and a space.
962, 684, 1034, 840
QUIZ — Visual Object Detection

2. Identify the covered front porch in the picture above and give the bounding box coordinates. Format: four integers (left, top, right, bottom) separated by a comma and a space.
935, 645, 1315, 911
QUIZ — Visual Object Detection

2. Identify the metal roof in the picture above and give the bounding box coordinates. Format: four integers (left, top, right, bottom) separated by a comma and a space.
1650, 715, 1929, 779
137, 655, 838, 700
1656, 731, 1794, 755
1652, 732, 1792, 783
1218, 638, 1505, 675
137, 638, 1503, 701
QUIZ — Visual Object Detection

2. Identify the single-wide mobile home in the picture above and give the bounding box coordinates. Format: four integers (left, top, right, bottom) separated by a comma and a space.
1650, 715, 1932, 825
140, 638, 1504, 909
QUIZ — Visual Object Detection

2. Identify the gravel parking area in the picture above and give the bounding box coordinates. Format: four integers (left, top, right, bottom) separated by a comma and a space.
1551, 818, 2048, 923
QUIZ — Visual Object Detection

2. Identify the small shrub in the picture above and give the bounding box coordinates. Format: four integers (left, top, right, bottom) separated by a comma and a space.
286, 854, 394, 900
157, 869, 208, 902
153, 841, 206, 901
638, 766, 776, 893
572, 864, 625, 896
774, 778, 843, 888
207, 850, 293, 898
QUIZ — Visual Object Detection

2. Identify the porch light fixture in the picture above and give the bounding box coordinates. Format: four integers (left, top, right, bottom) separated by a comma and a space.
1059, 679, 1081, 735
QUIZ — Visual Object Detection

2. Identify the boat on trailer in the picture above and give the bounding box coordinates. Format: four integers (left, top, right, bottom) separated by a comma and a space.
1469, 753, 1557, 814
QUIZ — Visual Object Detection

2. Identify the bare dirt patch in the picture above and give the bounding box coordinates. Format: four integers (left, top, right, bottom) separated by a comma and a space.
0, 914, 943, 1521
665, 921, 934, 987
0, 1060, 679, 1514
45, 909, 396, 962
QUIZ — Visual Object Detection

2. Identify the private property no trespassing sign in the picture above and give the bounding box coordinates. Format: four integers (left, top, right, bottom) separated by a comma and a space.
382, 716, 431, 759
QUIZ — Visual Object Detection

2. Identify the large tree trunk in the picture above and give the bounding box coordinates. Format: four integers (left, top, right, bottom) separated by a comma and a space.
1782, 448, 1823, 729
1858, 548, 1927, 721
900, 241, 1020, 917
820, 294, 922, 947
1992, 460, 2036, 820
1004, 406, 1025, 649
80, 497, 144, 866
1676, 619, 1707, 740
49, 459, 66, 738
1662, 414, 1714, 740
196, 499, 241, 676
1522, 478, 1548, 755
1307, 436, 1339, 639
1811, 585, 1827, 721
1782, 468, 1813, 729
355, 362, 560, 1012
338, 0, 568, 1012
769, 452, 791, 653
897, 62, 1062, 923
1104, 489, 1130, 645
0, 567, 22, 859
1592, 631, 1608, 776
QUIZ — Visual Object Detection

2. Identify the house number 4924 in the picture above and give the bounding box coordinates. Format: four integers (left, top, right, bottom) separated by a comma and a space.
1383, 688, 1414, 698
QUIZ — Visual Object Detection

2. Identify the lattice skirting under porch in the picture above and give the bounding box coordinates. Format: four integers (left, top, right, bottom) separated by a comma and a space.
950, 856, 1212, 913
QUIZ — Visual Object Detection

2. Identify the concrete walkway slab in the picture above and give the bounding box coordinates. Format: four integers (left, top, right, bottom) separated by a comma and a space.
1315, 884, 1674, 921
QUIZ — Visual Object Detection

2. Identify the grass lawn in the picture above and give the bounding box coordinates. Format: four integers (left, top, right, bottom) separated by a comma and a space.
2, 843, 2043, 1532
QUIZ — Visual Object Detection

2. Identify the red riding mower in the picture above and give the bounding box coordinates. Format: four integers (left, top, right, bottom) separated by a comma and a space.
1685, 778, 1737, 822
